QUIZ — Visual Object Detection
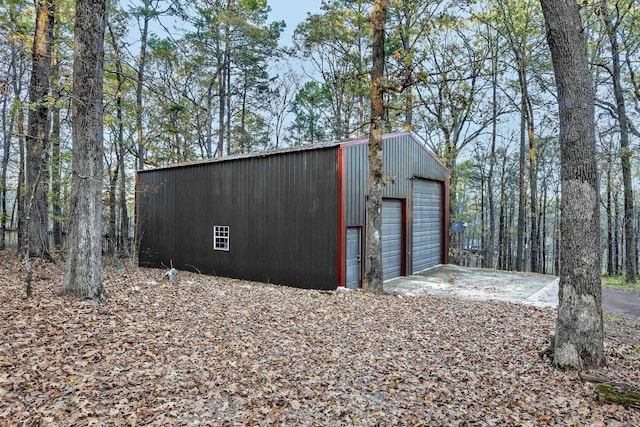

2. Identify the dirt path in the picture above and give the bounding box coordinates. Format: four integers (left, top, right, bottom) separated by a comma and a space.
603, 287, 640, 320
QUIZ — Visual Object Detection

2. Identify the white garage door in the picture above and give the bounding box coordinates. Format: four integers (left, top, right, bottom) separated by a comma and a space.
412, 180, 443, 273
382, 199, 403, 281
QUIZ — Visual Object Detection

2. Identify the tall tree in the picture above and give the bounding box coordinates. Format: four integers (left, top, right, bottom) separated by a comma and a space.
13, 33, 28, 252
491, 0, 547, 272
131, 0, 174, 167
61, 0, 109, 304
293, 0, 370, 140
1, 42, 22, 251
134, 0, 152, 170
363, 0, 387, 294
540, 0, 604, 370
178, 0, 282, 157
230, 3, 282, 153
287, 81, 329, 144
386, 0, 446, 130
0, 56, 10, 250
106, 18, 128, 255
265, 67, 297, 148
599, 0, 636, 284
485, 21, 501, 269
2, 1, 43, 251
417, 23, 491, 220
49, 0, 74, 250
50, 38, 63, 248
25, 0, 56, 259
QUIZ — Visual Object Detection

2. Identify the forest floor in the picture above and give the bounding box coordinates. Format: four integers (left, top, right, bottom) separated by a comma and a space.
1, 251, 639, 426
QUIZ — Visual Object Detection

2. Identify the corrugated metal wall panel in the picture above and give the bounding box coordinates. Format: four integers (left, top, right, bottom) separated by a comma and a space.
343, 133, 448, 226
137, 171, 177, 268
412, 179, 443, 272
344, 143, 368, 226
138, 146, 339, 290
382, 199, 403, 280
342, 133, 449, 281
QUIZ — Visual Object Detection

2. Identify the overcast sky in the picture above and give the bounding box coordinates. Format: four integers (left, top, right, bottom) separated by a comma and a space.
268, 0, 323, 45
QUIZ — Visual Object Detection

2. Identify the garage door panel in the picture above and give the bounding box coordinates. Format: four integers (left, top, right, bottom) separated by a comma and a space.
412, 180, 442, 272
382, 199, 403, 281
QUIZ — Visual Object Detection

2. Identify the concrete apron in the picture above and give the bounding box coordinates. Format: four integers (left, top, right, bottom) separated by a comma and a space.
384, 264, 559, 308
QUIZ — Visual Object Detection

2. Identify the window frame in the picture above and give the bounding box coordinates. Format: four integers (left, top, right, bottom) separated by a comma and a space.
213, 225, 230, 251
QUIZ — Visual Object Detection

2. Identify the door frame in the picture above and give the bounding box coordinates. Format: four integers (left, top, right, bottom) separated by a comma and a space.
380, 197, 407, 279
411, 179, 444, 273
345, 226, 363, 288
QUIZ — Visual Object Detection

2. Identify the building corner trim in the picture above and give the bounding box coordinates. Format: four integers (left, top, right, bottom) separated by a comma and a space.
337, 147, 346, 287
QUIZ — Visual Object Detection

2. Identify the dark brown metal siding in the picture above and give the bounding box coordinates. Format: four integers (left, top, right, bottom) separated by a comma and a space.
344, 143, 368, 226
137, 147, 339, 290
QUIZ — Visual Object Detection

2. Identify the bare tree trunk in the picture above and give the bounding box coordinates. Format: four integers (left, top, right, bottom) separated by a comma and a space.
240, 73, 247, 153
606, 158, 615, 276
118, 117, 129, 256
356, 6, 366, 136
541, 184, 547, 274
8, 38, 27, 251
1, 56, 14, 250
615, 190, 621, 274
135, 0, 151, 171
217, 37, 225, 157
541, 0, 604, 370
225, 32, 232, 155
106, 160, 117, 255
508, 196, 516, 270
516, 66, 526, 272
486, 50, 498, 269
601, 1, 636, 284
400, 1, 413, 131
526, 101, 539, 273
51, 46, 63, 249
205, 78, 214, 158
215, 14, 232, 158
224, 1, 232, 156
0, 103, 7, 250
107, 22, 129, 256
498, 154, 507, 270
25, 0, 55, 259
16, 102, 26, 252
553, 195, 559, 276
61, 0, 109, 305
363, 0, 387, 294
480, 169, 486, 268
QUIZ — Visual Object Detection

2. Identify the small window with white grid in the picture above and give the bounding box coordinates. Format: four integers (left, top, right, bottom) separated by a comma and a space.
213, 225, 230, 251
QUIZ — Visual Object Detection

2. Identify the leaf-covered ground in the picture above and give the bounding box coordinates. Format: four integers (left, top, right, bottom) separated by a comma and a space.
1, 252, 639, 426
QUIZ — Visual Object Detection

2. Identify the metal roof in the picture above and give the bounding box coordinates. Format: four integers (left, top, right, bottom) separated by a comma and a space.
137, 131, 448, 173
